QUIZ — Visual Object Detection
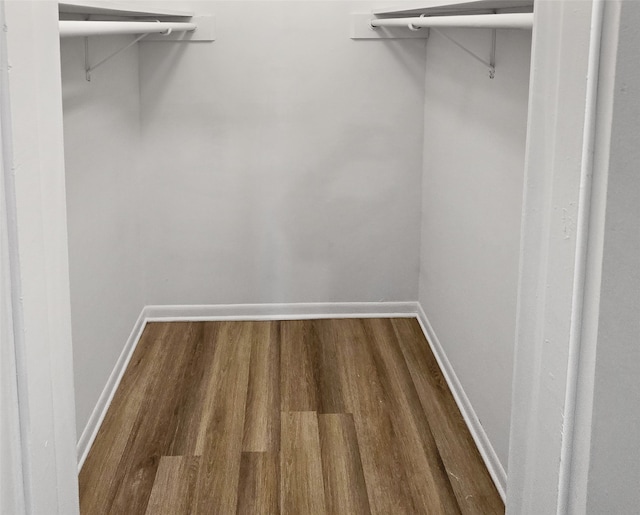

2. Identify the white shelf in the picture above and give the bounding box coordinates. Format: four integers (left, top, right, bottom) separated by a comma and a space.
373, 0, 533, 17
59, 1, 193, 18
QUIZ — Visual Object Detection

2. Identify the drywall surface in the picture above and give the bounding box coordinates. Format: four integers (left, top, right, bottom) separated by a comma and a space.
418, 28, 531, 471
138, 0, 426, 305
61, 35, 144, 438
586, 1, 640, 511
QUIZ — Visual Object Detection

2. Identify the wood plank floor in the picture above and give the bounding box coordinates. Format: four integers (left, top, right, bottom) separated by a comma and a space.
79, 319, 504, 514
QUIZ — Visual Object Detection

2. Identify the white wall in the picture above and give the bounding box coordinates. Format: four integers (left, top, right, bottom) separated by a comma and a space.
586, 1, 640, 511
61, 35, 145, 438
418, 27, 531, 473
138, 0, 426, 305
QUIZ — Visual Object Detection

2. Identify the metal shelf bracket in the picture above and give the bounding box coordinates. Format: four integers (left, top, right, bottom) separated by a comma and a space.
84, 31, 152, 82
432, 27, 497, 79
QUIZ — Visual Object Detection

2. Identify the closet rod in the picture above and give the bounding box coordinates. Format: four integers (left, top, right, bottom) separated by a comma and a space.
370, 13, 533, 30
59, 20, 197, 38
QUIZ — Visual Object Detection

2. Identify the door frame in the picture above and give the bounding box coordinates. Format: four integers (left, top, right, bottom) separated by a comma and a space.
1, 1, 79, 513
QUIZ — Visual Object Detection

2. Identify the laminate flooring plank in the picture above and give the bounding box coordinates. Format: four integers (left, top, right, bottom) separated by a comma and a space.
236, 452, 280, 514
280, 411, 327, 515
280, 320, 347, 414
280, 320, 319, 412
391, 318, 504, 514
165, 322, 221, 456
79, 322, 171, 515
192, 321, 253, 513
144, 456, 200, 515
108, 322, 203, 514
313, 320, 347, 414
328, 319, 417, 514
363, 318, 461, 514
318, 413, 371, 515
242, 322, 280, 452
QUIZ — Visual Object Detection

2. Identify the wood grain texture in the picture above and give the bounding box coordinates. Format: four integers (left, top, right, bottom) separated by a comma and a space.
280, 321, 319, 412
243, 322, 280, 452
318, 414, 371, 515
280, 411, 326, 515
191, 322, 253, 513
279, 320, 345, 414
313, 320, 347, 414
392, 318, 504, 514
144, 456, 200, 515
328, 319, 419, 514
79, 323, 167, 515
109, 322, 202, 514
236, 452, 279, 515
166, 322, 217, 456
363, 318, 461, 514
80, 319, 504, 515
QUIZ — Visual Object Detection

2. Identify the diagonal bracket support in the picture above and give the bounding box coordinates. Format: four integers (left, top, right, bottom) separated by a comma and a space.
432, 27, 497, 79
84, 32, 150, 82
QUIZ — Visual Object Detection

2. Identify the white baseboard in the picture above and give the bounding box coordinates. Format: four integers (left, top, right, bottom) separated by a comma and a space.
144, 301, 419, 321
415, 303, 507, 501
76, 309, 148, 471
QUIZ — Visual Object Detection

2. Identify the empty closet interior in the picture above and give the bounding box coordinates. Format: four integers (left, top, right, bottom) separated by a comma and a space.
59, 0, 532, 503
